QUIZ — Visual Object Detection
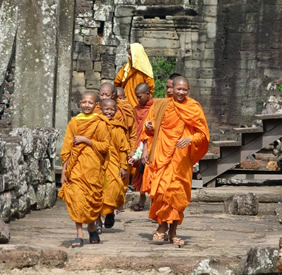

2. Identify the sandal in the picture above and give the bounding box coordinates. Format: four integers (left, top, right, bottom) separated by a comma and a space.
133, 203, 144, 211
152, 231, 167, 242
104, 212, 115, 228
71, 237, 84, 248
89, 231, 100, 244
152, 230, 168, 241
169, 236, 184, 248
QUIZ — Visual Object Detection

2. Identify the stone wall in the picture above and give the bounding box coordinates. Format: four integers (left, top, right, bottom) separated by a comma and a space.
0, 128, 59, 222
72, 0, 282, 139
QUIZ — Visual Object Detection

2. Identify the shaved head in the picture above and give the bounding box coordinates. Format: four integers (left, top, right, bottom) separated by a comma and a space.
173, 76, 189, 87
81, 91, 96, 101
100, 82, 116, 95
101, 98, 116, 109
135, 83, 150, 94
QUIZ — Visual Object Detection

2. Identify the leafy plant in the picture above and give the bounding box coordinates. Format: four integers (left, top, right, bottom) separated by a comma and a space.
150, 57, 176, 98
278, 84, 282, 93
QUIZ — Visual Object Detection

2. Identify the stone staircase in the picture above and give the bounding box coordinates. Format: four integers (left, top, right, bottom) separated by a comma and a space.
198, 113, 282, 187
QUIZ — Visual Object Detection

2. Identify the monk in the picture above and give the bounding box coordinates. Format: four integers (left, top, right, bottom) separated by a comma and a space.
142, 76, 209, 247
117, 87, 126, 100
114, 43, 155, 107
129, 83, 153, 211
166, 73, 181, 98
99, 99, 129, 229
58, 92, 111, 247
95, 82, 137, 157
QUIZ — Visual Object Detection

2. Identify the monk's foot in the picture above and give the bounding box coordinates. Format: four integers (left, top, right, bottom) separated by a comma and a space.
95, 222, 103, 234
169, 236, 184, 248
104, 212, 115, 228
152, 231, 168, 242
89, 231, 100, 244
71, 237, 84, 248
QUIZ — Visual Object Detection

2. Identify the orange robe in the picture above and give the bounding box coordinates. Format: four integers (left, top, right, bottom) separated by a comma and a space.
102, 119, 130, 216
131, 98, 154, 191
142, 97, 210, 225
58, 114, 110, 224
114, 64, 155, 108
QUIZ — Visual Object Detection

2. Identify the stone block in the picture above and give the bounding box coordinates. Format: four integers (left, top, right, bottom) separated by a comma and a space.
40, 250, 68, 268
84, 35, 99, 46
243, 247, 279, 274
0, 218, 10, 244
115, 6, 135, 17
77, 60, 93, 71
203, 0, 218, 4
72, 72, 86, 87
78, 51, 91, 60
94, 4, 112, 21
91, 44, 101, 61
204, 49, 215, 59
203, 5, 217, 17
0, 192, 12, 222
224, 193, 259, 215
94, 61, 102, 72
85, 71, 101, 81
139, 36, 180, 49
86, 80, 100, 90
207, 22, 216, 38
200, 88, 213, 95
143, 30, 178, 40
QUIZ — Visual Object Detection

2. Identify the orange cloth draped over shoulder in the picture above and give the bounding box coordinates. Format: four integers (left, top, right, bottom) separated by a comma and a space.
58, 113, 111, 224
142, 97, 210, 225
102, 119, 130, 216
114, 65, 155, 107
131, 98, 154, 191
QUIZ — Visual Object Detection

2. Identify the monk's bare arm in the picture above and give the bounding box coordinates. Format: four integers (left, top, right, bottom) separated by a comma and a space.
141, 140, 149, 165
60, 157, 69, 186
73, 135, 92, 146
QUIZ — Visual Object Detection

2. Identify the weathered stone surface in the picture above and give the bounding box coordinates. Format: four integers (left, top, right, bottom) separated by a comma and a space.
277, 237, 282, 272
243, 247, 279, 274
13, 0, 59, 129
40, 250, 67, 268
192, 258, 235, 275
224, 193, 259, 215
0, 0, 17, 85
0, 218, 10, 244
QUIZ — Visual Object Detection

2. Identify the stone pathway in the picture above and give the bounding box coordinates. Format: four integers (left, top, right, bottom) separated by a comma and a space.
1, 186, 282, 274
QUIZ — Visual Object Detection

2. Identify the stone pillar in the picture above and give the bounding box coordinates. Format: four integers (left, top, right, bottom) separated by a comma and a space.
55, 0, 75, 164
13, 0, 59, 128
0, 0, 17, 86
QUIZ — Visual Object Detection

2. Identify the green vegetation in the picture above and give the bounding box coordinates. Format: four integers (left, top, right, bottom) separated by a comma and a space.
278, 84, 282, 93
150, 56, 176, 98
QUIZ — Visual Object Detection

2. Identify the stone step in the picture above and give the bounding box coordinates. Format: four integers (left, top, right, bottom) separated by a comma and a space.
233, 126, 264, 134
255, 113, 282, 120
212, 140, 241, 147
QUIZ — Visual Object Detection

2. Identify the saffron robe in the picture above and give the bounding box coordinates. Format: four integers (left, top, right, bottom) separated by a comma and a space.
142, 97, 210, 225
114, 65, 155, 108
102, 119, 130, 216
131, 98, 154, 191
58, 113, 110, 224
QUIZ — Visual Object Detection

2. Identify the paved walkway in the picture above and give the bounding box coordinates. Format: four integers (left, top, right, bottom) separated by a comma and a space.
1, 186, 282, 274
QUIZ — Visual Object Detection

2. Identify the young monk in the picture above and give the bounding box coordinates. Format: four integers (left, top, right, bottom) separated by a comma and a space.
58, 92, 111, 247
114, 43, 155, 107
142, 76, 210, 247
165, 73, 182, 98
95, 82, 137, 157
128, 83, 154, 211
99, 99, 129, 229
117, 87, 126, 100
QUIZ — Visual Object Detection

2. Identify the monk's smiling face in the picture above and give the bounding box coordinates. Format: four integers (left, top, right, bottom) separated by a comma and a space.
173, 80, 190, 103
166, 79, 173, 97
80, 94, 96, 114
101, 100, 116, 120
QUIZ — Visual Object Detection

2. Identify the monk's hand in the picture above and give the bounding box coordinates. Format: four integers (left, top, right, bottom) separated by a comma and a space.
128, 158, 135, 166
73, 135, 85, 145
119, 168, 128, 180
60, 171, 69, 186
145, 121, 154, 131
176, 137, 191, 149
142, 149, 149, 165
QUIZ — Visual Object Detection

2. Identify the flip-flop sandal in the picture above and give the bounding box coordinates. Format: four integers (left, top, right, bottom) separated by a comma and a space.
104, 212, 115, 228
89, 231, 100, 244
71, 237, 84, 248
133, 203, 144, 211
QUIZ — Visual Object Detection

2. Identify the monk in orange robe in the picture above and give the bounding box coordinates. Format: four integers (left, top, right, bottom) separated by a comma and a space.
114, 43, 155, 107
99, 99, 129, 229
95, 82, 137, 157
58, 92, 111, 247
128, 83, 153, 211
142, 76, 210, 247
